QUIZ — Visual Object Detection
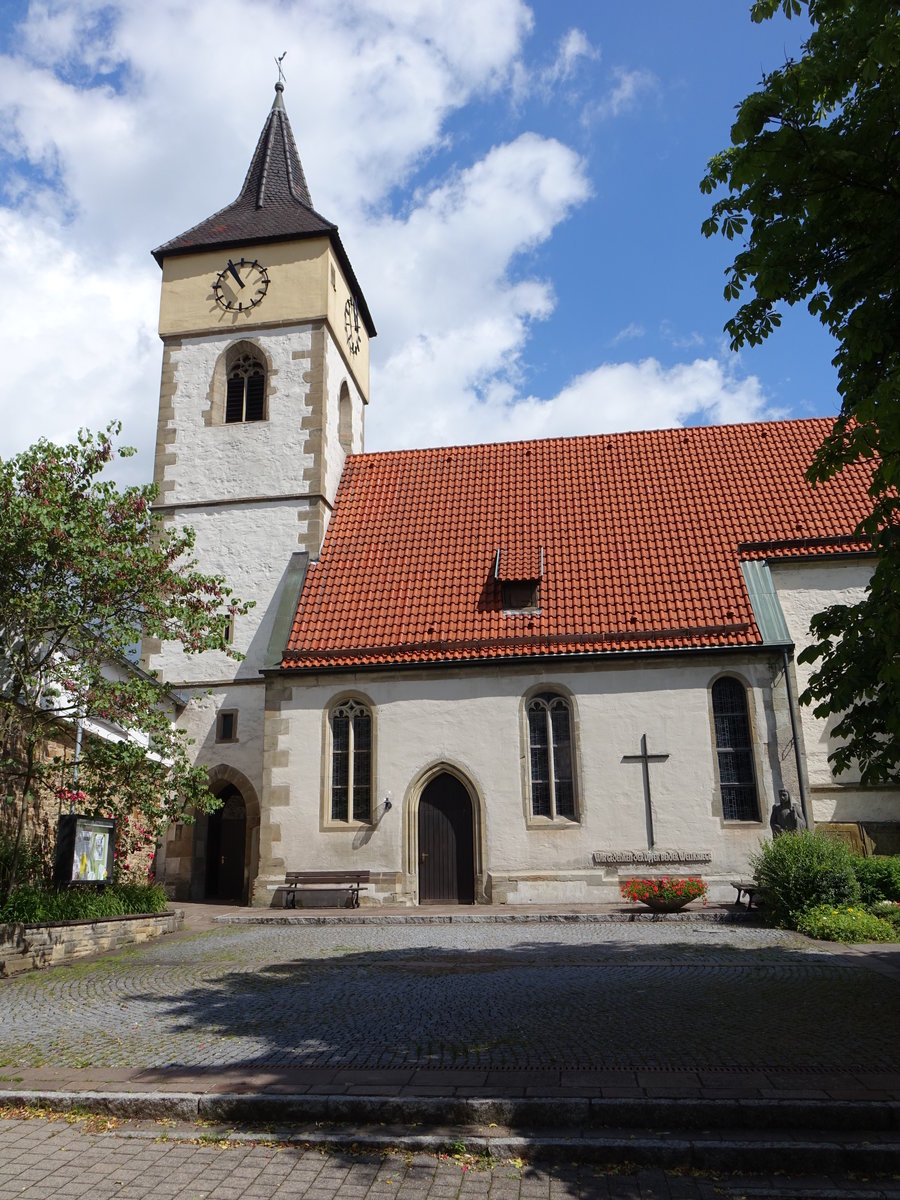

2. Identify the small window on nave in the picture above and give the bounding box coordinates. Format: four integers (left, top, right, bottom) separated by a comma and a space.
225, 348, 266, 424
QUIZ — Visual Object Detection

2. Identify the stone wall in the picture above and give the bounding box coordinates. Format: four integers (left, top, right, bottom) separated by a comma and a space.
0, 910, 183, 978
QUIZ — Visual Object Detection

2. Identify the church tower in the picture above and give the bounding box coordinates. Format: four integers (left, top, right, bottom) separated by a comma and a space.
146, 82, 375, 902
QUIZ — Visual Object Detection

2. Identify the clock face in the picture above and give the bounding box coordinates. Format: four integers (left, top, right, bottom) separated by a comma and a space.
344, 296, 361, 355
212, 258, 270, 313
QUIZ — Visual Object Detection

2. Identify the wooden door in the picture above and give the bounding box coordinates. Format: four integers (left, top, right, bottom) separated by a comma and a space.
418, 774, 475, 904
205, 789, 246, 901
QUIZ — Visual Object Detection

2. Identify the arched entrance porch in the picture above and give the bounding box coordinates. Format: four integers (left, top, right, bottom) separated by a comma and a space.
189, 766, 261, 905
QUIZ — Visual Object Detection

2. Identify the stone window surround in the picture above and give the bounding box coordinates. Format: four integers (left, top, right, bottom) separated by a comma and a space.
320, 691, 377, 830
216, 708, 239, 744
707, 670, 764, 826
520, 683, 582, 829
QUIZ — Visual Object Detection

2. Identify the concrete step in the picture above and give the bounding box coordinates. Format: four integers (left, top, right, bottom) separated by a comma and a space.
6, 1087, 900, 1176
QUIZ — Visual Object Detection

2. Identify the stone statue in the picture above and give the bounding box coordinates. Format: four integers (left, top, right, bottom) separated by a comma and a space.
770, 788, 806, 837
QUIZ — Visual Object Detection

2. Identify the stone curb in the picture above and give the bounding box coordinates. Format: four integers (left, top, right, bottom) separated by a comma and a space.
4, 1089, 899, 1132
3, 1092, 899, 1176
215, 908, 761, 926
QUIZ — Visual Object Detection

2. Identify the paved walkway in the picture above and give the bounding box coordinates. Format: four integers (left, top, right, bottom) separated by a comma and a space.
3, 1111, 900, 1200
1, 905, 898, 1100
1, 904, 899, 1195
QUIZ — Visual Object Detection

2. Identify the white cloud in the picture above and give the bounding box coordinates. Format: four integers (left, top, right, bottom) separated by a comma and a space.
611, 322, 646, 345
0, 207, 159, 481
588, 66, 658, 122
363, 133, 590, 449
0, 0, 777, 486
372, 354, 778, 452
0, 0, 536, 474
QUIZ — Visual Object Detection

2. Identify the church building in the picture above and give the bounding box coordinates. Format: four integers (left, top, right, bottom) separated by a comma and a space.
147, 84, 897, 907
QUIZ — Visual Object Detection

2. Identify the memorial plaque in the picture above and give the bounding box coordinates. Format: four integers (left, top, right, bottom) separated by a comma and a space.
592, 849, 712, 867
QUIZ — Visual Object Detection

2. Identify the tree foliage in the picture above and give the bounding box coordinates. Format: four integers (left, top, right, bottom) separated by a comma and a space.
0, 424, 251, 900
701, 0, 900, 783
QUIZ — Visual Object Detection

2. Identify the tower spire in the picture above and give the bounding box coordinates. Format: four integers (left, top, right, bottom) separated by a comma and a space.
152, 80, 325, 260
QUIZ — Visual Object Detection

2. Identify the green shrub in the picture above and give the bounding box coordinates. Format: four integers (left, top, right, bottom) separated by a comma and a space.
795, 903, 895, 944
852, 856, 900, 904
750, 830, 860, 928
869, 901, 900, 932
0, 882, 168, 924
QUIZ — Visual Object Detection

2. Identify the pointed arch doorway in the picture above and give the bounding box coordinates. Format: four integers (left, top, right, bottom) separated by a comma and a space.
205, 787, 246, 901
418, 773, 475, 904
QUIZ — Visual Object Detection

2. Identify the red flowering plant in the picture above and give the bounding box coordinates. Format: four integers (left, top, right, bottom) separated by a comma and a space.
55, 787, 88, 810
111, 812, 158, 883
620, 876, 708, 907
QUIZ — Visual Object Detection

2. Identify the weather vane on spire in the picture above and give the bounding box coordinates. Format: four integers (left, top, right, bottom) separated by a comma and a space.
275, 51, 287, 86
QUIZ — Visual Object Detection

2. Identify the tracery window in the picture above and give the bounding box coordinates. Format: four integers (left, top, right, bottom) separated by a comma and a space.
225, 349, 266, 423
330, 699, 372, 822
712, 677, 759, 821
527, 691, 576, 821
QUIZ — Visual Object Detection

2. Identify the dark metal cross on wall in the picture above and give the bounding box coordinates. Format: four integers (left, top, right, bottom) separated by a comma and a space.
622, 733, 670, 849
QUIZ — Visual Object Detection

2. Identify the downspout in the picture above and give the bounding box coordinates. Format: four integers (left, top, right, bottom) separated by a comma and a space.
72, 718, 83, 789
781, 648, 809, 824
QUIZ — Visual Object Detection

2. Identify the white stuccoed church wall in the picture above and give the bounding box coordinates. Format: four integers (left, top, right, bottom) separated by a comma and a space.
262, 652, 790, 905
772, 557, 899, 823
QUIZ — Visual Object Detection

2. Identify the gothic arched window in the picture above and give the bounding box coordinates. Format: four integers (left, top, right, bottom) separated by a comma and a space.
712, 676, 759, 821
330, 699, 372, 823
526, 691, 576, 821
225, 348, 266, 423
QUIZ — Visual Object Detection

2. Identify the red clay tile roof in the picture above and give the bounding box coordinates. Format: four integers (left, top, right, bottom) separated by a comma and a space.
282, 418, 874, 670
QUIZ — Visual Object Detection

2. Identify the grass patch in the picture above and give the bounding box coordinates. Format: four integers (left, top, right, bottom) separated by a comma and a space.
0, 882, 168, 924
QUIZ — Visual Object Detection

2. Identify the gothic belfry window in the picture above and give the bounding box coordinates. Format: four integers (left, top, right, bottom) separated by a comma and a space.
225, 347, 267, 423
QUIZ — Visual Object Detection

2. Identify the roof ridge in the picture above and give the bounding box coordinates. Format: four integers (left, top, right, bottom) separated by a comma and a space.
345, 416, 840, 465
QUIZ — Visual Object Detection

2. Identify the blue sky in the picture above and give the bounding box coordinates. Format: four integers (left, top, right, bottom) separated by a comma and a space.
0, 0, 836, 482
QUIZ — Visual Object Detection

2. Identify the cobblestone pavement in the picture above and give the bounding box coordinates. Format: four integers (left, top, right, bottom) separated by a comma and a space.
0, 921, 897, 1077
2, 1114, 899, 1200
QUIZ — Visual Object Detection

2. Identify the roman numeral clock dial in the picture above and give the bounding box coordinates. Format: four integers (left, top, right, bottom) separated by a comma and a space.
212, 257, 270, 312
345, 296, 361, 355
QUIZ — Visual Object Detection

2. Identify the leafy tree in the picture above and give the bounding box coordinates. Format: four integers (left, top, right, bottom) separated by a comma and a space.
701, 0, 900, 783
0, 424, 250, 901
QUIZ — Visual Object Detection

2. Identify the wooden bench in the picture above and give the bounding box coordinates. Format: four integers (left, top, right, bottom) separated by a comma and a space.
283, 870, 371, 909
731, 879, 760, 910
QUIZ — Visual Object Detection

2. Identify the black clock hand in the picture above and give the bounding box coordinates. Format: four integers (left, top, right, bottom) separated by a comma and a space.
226, 260, 245, 288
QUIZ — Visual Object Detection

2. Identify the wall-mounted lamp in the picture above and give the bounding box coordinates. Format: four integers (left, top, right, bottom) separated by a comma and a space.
383, 791, 393, 812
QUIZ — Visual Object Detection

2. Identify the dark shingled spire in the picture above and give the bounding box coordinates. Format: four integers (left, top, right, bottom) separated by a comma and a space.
152, 82, 334, 261
245, 80, 314, 210
152, 82, 374, 336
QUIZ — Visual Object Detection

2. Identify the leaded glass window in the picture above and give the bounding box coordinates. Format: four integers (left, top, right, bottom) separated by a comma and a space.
527, 692, 576, 820
225, 350, 266, 423
712, 677, 759, 821
330, 700, 372, 822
